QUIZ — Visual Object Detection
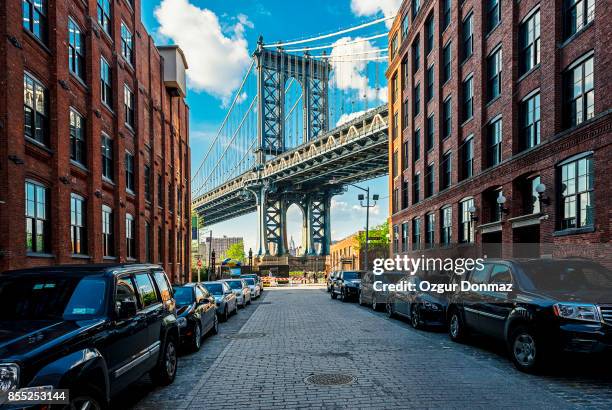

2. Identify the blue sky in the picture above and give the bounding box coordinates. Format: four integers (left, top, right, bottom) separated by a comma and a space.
141, 0, 401, 252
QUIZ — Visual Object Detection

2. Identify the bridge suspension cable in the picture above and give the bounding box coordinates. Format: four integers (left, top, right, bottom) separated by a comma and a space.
263, 16, 394, 48
285, 33, 388, 53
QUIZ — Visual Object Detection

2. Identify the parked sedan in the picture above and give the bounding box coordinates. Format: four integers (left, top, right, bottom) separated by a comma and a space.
446, 258, 612, 373
174, 283, 218, 351
223, 279, 251, 307
243, 277, 261, 299
241, 274, 263, 293
360, 271, 404, 311
203, 281, 238, 321
330, 271, 363, 302
326, 271, 338, 292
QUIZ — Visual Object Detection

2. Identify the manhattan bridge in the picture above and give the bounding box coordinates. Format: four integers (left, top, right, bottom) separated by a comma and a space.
191, 16, 393, 258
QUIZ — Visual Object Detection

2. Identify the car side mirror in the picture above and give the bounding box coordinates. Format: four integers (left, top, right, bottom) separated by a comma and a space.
118, 300, 137, 319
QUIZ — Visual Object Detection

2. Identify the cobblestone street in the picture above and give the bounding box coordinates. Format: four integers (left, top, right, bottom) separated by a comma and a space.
129, 287, 612, 409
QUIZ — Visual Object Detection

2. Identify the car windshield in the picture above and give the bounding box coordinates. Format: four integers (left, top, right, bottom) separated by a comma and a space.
244, 278, 255, 285
204, 283, 224, 295
173, 287, 194, 305
0, 274, 107, 320
521, 261, 612, 292
227, 281, 242, 290
343, 271, 361, 280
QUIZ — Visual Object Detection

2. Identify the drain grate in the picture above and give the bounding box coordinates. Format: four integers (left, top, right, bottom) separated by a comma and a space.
224, 332, 266, 340
305, 373, 356, 386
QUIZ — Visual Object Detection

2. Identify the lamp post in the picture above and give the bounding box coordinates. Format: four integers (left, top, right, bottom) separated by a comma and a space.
468, 205, 478, 243
497, 194, 510, 217
248, 248, 253, 273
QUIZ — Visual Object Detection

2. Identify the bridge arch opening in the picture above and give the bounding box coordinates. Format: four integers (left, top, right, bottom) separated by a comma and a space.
286, 202, 306, 256
284, 77, 304, 149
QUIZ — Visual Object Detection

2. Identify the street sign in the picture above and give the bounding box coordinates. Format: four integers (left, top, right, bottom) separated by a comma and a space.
197, 259, 202, 268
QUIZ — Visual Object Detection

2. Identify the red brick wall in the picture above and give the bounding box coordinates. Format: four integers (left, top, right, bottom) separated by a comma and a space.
387, 0, 611, 260
0, 1, 191, 282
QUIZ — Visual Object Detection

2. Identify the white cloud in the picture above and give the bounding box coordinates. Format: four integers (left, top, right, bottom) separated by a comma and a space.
350, 0, 402, 28
155, 0, 252, 103
336, 110, 366, 127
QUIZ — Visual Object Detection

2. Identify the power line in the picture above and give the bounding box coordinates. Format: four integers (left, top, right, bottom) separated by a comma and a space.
264, 16, 394, 48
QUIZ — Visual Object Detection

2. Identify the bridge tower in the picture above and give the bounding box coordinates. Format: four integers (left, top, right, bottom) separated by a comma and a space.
250, 38, 334, 256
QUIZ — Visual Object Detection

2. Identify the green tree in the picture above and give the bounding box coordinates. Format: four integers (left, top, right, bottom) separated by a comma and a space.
356, 221, 390, 249
225, 241, 246, 261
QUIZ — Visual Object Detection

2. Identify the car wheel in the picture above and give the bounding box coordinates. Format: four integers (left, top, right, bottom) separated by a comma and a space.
386, 302, 394, 318
210, 315, 219, 335
191, 324, 202, 352
341, 289, 347, 302
410, 305, 421, 329
331, 288, 337, 299
152, 336, 178, 385
448, 309, 467, 343
222, 306, 229, 322
510, 326, 542, 373
372, 295, 378, 311
67, 386, 103, 410
358, 292, 364, 306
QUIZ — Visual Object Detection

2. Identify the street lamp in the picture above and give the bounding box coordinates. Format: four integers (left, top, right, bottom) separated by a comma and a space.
468, 205, 478, 242
248, 248, 253, 273
497, 194, 510, 216
535, 183, 550, 206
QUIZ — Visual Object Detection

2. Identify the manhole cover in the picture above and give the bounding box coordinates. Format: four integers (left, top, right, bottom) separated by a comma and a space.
224, 332, 266, 340
305, 373, 356, 386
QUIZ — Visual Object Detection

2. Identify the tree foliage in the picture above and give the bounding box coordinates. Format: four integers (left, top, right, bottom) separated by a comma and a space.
225, 241, 246, 261
356, 221, 390, 249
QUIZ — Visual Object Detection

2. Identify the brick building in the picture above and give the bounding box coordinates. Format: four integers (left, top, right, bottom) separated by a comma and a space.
0, 0, 191, 282
326, 231, 389, 272
387, 0, 611, 260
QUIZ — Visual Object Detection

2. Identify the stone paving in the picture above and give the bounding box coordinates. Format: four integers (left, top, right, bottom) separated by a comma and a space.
129, 287, 612, 409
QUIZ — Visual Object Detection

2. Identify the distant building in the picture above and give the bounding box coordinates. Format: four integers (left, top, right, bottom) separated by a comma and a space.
326, 231, 389, 272
198, 236, 243, 264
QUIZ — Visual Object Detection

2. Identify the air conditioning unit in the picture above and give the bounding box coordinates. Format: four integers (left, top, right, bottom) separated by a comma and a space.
158, 45, 188, 98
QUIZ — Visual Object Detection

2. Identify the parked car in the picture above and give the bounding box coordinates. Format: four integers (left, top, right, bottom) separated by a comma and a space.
446, 258, 612, 373
387, 272, 450, 329
202, 281, 238, 321
359, 271, 404, 311
243, 277, 261, 299
241, 274, 263, 293
330, 271, 363, 302
173, 283, 218, 351
326, 271, 338, 292
0, 264, 179, 409
223, 279, 251, 307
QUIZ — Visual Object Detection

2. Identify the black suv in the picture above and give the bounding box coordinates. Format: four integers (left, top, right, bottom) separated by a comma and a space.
330, 271, 363, 302
446, 258, 612, 372
0, 264, 179, 408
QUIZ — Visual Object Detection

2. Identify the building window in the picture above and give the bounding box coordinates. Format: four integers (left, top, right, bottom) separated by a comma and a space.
97, 0, 112, 35
413, 128, 421, 161
125, 152, 135, 193
564, 55, 594, 128
124, 86, 135, 128
564, 0, 595, 39
70, 109, 86, 165
414, 83, 421, 116
402, 58, 409, 89
402, 180, 409, 209
68, 18, 85, 79
391, 34, 398, 60
25, 181, 49, 253
425, 14, 434, 55
403, 100, 409, 129
487, 48, 502, 102
487, 118, 503, 167
425, 213, 435, 247
412, 0, 421, 20
442, 97, 451, 139
101, 135, 113, 181
520, 10, 540, 75
145, 221, 152, 262
402, 141, 409, 170
412, 36, 420, 72
70, 194, 87, 255
523, 175, 541, 215
392, 188, 400, 213
486, 189, 503, 223
412, 218, 421, 250
486, 0, 501, 34
413, 172, 420, 204
442, 42, 452, 84
442, 0, 451, 31
460, 136, 474, 181
441, 206, 452, 245
401, 222, 409, 252
392, 75, 398, 102
426, 114, 434, 151
402, 14, 409, 38
441, 151, 451, 190
425, 163, 434, 198
520, 92, 541, 151
558, 153, 594, 230
168, 184, 174, 213
100, 57, 112, 107
157, 175, 164, 208
393, 111, 399, 139
126, 213, 135, 259
121, 22, 134, 64
459, 198, 475, 243
462, 13, 473, 62
462, 76, 473, 122
22, 0, 47, 43
426, 65, 434, 102
144, 164, 152, 202
157, 227, 163, 262
392, 151, 398, 177
102, 205, 114, 257
23, 73, 48, 145
393, 225, 399, 253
